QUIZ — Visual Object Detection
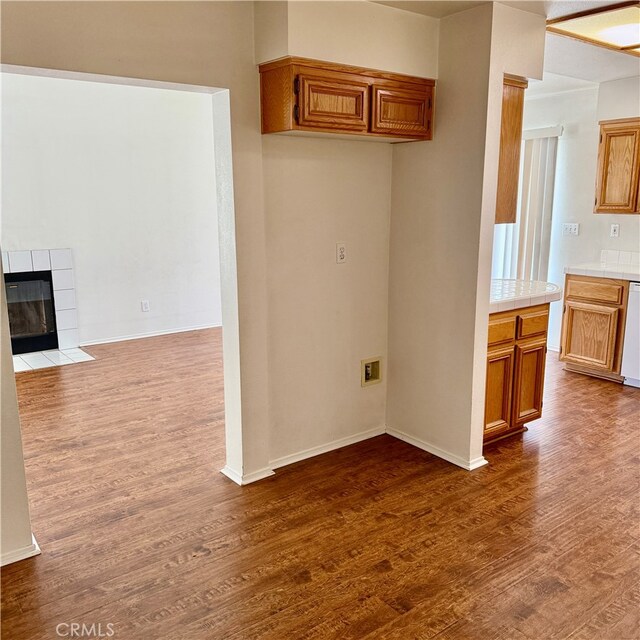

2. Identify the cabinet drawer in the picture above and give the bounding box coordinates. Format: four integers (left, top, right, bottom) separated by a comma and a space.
297, 73, 369, 131
517, 309, 549, 340
488, 317, 516, 346
566, 277, 624, 305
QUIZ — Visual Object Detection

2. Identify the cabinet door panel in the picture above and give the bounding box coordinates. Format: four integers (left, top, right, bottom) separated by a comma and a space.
297, 74, 369, 131
495, 77, 527, 224
512, 340, 546, 428
485, 346, 515, 437
595, 120, 640, 214
560, 302, 619, 371
370, 85, 431, 138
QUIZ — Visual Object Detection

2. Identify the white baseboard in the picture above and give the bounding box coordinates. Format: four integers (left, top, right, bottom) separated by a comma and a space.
386, 426, 488, 471
220, 465, 275, 486
224, 424, 486, 486
547, 344, 560, 353
270, 426, 386, 470
80, 323, 221, 347
1, 534, 41, 567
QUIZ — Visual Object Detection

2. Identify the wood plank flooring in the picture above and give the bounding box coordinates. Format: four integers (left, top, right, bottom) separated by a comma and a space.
2, 328, 639, 639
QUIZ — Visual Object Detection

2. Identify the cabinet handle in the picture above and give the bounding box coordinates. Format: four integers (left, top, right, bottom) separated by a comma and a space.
294, 105, 299, 122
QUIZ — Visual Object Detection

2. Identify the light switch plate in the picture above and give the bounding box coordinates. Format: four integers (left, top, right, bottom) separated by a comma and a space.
562, 223, 579, 236
610, 223, 620, 238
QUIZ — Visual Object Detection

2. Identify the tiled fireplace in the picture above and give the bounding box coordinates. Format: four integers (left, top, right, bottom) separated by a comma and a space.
2, 249, 79, 351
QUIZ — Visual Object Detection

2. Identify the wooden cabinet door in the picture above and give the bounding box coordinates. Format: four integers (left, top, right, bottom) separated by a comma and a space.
296, 73, 369, 132
512, 340, 546, 428
560, 301, 619, 371
485, 346, 515, 438
370, 85, 432, 138
595, 118, 640, 214
495, 76, 527, 224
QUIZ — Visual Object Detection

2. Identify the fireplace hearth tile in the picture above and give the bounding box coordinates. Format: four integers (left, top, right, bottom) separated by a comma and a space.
57, 328, 79, 350
54, 289, 76, 311
61, 348, 95, 363
52, 269, 74, 291
20, 352, 56, 370
13, 356, 32, 372
42, 350, 74, 366
50, 249, 73, 270
8, 251, 33, 273
32, 250, 52, 271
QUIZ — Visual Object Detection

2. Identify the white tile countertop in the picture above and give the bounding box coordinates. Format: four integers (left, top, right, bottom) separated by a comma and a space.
490, 279, 562, 314
565, 250, 640, 282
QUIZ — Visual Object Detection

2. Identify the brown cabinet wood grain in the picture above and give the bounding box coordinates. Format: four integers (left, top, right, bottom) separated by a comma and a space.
495, 75, 528, 224
560, 274, 629, 381
259, 56, 435, 142
485, 345, 515, 437
594, 118, 640, 214
512, 340, 546, 428
370, 85, 432, 138
297, 73, 369, 131
484, 303, 549, 444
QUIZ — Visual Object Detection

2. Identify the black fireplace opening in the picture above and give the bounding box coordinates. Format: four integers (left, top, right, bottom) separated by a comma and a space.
5, 270, 59, 354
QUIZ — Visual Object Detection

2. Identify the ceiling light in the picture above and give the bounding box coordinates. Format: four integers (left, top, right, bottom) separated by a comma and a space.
547, 2, 640, 58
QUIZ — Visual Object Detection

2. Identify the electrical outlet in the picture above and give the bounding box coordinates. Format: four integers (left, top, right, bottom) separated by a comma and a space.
610, 223, 620, 238
562, 223, 580, 236
141, 299, 150, 312
336, 242, 347, 264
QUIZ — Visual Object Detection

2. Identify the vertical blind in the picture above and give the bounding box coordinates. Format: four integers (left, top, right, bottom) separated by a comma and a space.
492, 126, 562, 281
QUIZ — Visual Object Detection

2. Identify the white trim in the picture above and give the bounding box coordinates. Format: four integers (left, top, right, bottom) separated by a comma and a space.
386, 427, 488, 471
1, 534, 40, 567
547, 344, 560, 353
522, 126, 563, 140
270, 426, 386, 470
80, 324, 221, 347
1, 64, 227, 95
220, 465, 275, 486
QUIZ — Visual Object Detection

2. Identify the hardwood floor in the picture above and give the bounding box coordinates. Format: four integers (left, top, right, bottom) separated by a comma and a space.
2, 329, 639, 640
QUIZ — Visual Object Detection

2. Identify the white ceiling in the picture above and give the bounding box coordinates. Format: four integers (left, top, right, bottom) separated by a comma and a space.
526, 71, 598, 98
374, 0, 620, 19
545, 32, 640, 82
374, 1, 640, 83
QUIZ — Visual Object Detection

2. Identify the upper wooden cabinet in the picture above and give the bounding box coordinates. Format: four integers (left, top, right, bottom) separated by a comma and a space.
259, 57, 435, 142
594, 118, 640, 214
495, 75, 528, 224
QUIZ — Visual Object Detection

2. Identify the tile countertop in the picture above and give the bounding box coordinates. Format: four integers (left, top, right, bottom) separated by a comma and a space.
564, 249, 640, 282
490, 279, 562, 314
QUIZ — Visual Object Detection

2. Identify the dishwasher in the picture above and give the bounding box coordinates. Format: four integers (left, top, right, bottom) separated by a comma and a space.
621, 282, 640, 388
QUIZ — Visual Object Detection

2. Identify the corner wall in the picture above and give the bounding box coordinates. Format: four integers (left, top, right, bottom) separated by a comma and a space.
386, 3, 545, 469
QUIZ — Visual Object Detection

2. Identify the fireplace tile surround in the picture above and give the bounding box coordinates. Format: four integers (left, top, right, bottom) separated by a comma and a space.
3, 248, 79, 350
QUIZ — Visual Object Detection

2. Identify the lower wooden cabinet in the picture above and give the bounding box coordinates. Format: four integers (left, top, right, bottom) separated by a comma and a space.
484, 304, 549, 444
485, 346, 515, 438
560, 274, 629, 381
512, 340, 546, 428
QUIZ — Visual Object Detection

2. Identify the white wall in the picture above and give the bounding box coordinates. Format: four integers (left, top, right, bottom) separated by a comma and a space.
1, 73, 221, 345
523, 75, 640, 349
264, 137, 391, 464
255, 0, 439, 79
